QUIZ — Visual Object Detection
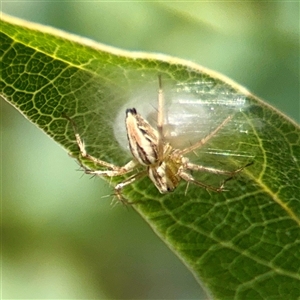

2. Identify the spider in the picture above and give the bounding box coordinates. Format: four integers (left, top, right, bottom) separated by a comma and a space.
68, 76, 251, 202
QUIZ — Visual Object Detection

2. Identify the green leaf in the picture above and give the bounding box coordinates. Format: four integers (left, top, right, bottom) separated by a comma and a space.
1, 14, 300, 299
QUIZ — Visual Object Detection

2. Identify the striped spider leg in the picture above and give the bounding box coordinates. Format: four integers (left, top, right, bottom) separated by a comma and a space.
66, 114, 142, 202
68, 76, 250, 202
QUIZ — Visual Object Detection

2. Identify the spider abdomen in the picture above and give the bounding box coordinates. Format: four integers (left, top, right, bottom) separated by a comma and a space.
126, 108, 159, 166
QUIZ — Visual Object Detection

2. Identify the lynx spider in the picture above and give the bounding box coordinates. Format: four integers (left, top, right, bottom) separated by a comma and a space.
69, 76, 250, 202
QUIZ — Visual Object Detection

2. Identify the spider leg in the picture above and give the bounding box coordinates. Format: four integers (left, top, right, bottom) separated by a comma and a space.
179, 171, 226, 192
186, 162, 246, 176
179, 115, 232, 156
74, 131, 131, 171
157, 75, 164, 159
114, 170, 148, 203
65, 114, 139, 176
180, 161, 253, 192
83, 159, 139, 177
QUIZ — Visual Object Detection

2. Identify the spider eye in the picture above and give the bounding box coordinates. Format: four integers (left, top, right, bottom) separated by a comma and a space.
126, 108, 137, 115
167, 185, 175, 192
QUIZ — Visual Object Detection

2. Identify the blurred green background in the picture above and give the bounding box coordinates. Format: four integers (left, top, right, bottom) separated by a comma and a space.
1, 2, 299, 299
